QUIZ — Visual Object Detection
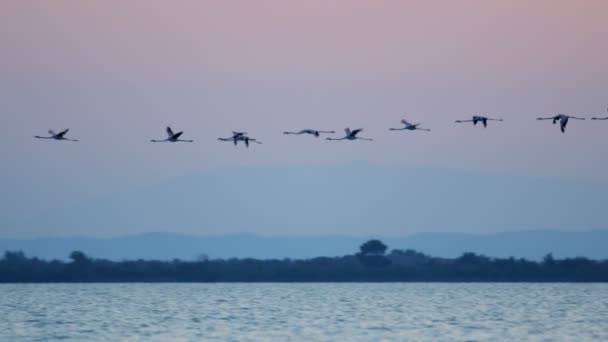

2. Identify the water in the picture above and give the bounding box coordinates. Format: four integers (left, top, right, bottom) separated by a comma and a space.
1, 283, 607, 341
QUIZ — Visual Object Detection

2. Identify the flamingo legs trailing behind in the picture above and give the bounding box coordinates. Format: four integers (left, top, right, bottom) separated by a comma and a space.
34, 129, 78, 141
326, 128, 372, 141
537, 114, 585, 133
455, 116, 503, 128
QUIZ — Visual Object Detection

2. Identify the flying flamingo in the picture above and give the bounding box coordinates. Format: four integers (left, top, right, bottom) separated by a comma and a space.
389, 119, 430, 132
455, 116, 503, 128
150, 127, 193, 142
283, 129, 335, 137
326, 128, 372, 141
35, 129, 78, 141
218, 132, 261, 147
537, 114, 585, 133
218, 131, 247, 146
591, 107, 608, 121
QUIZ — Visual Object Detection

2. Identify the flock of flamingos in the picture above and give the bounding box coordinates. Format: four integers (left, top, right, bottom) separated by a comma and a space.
35, 109, 608, 147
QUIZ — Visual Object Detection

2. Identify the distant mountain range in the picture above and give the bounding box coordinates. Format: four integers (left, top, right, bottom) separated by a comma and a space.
7, 164, 607, 238
1, 230, 607, 261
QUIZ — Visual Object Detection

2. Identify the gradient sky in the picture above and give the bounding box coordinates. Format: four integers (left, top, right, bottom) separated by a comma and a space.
1, 1, 607, 238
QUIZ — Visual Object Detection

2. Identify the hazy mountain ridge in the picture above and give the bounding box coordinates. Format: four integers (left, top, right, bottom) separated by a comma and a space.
1, 231, 607, 261
8, 165, 608, 238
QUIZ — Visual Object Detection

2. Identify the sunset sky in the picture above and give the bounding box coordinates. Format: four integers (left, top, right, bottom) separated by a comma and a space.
1, 1, 607, 238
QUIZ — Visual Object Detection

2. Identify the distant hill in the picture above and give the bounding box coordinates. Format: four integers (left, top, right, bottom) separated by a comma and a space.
1, 231, 607, 261
7, 164, 607, 238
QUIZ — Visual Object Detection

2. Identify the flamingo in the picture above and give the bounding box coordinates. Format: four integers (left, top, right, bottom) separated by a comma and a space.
389, 119, 430, 132
326, 128, 372, 141
455, 116, 503, 128
150, 126, 193, 142
537, 114, 585, 133
218, 131, 247, 146
591, 107, 608, 121
218, 132, 261, 147
283, 129, 335, 137
34, 129, 78, 141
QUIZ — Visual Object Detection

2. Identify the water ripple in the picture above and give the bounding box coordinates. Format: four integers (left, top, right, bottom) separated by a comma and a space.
1, 283, 607, 341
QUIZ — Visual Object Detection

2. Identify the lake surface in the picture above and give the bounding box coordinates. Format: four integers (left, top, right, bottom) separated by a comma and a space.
2, 283, 607, 341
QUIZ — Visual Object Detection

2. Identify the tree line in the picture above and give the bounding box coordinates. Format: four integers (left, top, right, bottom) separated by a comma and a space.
1, 240, 607, 282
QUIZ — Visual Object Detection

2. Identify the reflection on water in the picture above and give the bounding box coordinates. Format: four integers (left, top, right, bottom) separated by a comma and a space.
2, 283, 607, 341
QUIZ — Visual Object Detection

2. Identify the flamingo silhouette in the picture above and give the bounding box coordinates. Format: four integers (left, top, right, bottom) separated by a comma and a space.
455, 116, 503, 128
537, 114, 585, 133
283, 129, 335, 138
150, 127, 193, 142
35, 129, 78, 141
218, 132, 261, 147
389, 119, 430, 132
326, 128, 372, 141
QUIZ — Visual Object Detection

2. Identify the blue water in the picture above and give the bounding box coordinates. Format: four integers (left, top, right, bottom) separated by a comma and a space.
2, 283, 607, 341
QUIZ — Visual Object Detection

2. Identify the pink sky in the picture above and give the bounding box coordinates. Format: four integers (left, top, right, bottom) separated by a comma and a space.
2, 1, 606, 172
0, 1, 607, 237
2, 1, 607, 79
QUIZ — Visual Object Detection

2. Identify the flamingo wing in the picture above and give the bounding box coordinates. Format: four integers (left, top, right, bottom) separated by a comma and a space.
166, 126, 174, 137
560, 117, 568, 132
57, 129, 69, 137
